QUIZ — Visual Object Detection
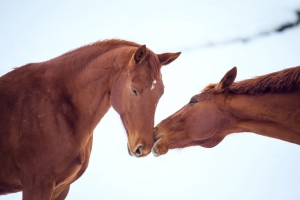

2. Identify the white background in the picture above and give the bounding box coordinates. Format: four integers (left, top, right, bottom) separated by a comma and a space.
1, 1, 300, 199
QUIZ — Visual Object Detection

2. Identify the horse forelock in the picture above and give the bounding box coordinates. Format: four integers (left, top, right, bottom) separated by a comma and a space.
147, 52, 161, 80
202, 84, 216, 93
202, 66, 300, 95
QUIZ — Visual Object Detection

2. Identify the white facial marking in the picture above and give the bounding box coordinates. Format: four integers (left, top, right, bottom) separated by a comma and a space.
151, 80, 157, 90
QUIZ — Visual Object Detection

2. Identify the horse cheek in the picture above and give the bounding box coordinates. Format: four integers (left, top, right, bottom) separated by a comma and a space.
190, 109, 217, 140
110, 84, 127, 113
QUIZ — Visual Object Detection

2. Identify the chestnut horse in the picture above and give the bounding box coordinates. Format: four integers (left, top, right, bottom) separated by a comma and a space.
152, 66, 300, 156
0, 39, 180, 199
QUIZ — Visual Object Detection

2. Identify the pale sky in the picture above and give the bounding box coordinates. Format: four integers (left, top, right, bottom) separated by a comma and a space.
1, 1, 300, 200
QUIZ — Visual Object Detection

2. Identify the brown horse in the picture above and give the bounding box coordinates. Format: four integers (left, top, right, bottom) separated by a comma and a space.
152, 66, 300, 157
0, 39, 180, 199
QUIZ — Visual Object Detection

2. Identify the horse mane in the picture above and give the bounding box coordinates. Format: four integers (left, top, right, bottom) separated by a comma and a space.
56, 39, 140, 59
203, 66, 300, 95
51, 39, 161, 78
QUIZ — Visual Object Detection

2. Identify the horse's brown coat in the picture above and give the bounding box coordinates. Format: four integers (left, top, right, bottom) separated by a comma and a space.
152, 66, 300, 157
0, 39, 180, 199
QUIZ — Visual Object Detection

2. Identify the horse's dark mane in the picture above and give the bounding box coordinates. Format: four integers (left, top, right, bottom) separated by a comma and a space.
203, 66, 300, 95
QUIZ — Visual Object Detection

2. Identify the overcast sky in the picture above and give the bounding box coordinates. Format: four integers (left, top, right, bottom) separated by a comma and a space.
1, 1, 300, 200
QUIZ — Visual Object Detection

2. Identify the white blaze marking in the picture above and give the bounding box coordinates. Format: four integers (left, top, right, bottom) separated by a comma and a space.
151, 80, 157, 90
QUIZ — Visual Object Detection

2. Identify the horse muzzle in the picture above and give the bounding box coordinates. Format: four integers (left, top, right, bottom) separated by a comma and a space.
151, 136, 168, 157
127, 142, 150, 158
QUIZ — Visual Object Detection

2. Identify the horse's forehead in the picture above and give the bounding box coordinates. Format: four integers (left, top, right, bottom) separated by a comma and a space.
131, 70, 151, 83
131, 65, 161, 82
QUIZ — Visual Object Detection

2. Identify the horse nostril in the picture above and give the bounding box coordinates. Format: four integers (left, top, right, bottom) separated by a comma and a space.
135, 145, 143, 156
154, 136, 162, 143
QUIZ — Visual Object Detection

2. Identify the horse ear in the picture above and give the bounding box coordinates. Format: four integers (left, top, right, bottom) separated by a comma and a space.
134, 45, 147, 64
157, 52, 181, 66
215, 67, 237, 92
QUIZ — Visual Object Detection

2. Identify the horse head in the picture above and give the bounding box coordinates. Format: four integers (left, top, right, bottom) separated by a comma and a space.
152, 67, 237, 157
110, 45, 180, 157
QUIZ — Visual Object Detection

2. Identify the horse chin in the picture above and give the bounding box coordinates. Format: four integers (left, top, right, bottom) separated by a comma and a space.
152, 138, 168, 157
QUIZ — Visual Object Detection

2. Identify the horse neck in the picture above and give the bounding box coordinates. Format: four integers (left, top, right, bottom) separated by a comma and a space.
224, 91, 300, 145
48, 46, 129, 132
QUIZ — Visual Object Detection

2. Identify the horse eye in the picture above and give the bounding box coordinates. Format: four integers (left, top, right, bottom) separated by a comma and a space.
132, 88, 138, 96
189, 98, 198, 104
